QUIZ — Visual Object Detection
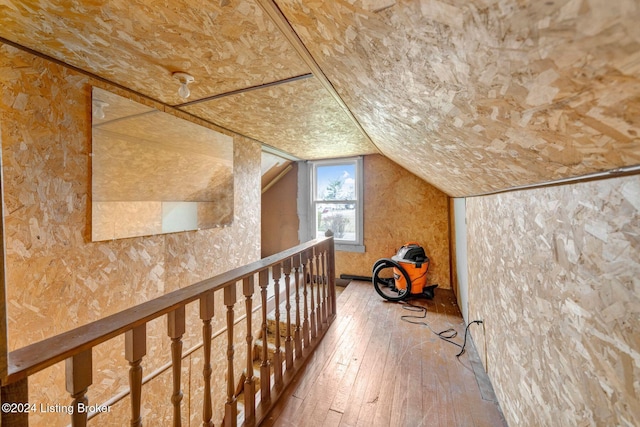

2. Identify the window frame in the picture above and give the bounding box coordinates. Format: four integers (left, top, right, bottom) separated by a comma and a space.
304, 157, 364, 253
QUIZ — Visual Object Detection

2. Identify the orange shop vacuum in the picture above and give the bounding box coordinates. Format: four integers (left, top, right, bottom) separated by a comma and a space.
372, 242, 438, 301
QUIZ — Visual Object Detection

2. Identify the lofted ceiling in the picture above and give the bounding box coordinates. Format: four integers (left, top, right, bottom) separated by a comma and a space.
0, 0, 639, 197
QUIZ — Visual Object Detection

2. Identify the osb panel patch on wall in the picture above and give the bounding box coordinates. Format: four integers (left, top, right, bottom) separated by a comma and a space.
277, 0, 640, 196
466, 175, 640, 426
182, 76, 378, 159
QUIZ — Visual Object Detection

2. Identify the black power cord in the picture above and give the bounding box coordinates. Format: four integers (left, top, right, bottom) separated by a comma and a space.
400, 301, 483, 357
455, 319, 484, 357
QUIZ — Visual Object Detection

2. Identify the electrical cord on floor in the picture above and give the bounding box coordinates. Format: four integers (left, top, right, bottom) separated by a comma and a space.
454, 319, 484, 357
400, 301, 483, 357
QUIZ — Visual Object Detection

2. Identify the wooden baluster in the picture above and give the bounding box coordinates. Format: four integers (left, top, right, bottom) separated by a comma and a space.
242, 276, 256, 424
283, 258, 294, 371
125, 324, 146, 427
293, 255, 303, 359
224, 284, 237, 427
66, 349, 92, 427
315, 248, 323, 331
300, 250, 310, 349
258, 269, 271, 403
167, 307, 185, 427
308, 249, 317, 341
272, 264, 283, 389
328, 238, 337, 317
321, 244, 328, 325
200, 291, 215, 427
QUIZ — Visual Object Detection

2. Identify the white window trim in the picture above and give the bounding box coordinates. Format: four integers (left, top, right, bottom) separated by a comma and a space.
297, 158, 365, 253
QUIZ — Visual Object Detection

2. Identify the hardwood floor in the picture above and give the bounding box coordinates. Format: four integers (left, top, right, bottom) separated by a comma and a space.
261, 280, 507, 427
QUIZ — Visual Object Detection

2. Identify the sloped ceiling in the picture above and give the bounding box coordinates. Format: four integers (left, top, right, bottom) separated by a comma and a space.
0, 0, 638, 196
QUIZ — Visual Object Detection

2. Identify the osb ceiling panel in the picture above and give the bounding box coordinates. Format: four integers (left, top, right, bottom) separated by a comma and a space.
182, 76, 378, 159
3, 0, 639, 192
0, 0, 310, 105
276, 0, 640, 196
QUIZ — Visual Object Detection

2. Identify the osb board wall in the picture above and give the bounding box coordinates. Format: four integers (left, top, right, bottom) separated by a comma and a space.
336, 154, 450, 289
276, 0, 640, 196
466, 175, 640, 426
262, 163, 300, 258
0, 43, 262, 425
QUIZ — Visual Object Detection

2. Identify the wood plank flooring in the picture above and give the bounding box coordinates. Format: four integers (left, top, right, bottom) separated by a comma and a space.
261, 280, 507, 427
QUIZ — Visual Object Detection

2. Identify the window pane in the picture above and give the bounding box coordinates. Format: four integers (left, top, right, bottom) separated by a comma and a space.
315, 164, 356, 201
314, 202, 356, 241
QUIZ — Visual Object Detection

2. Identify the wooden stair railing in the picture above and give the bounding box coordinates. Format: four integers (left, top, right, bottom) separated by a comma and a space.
0, 236, 336, 427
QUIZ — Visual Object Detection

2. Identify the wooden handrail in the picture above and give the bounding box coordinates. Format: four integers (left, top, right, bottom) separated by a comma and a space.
4, 237, 333, 384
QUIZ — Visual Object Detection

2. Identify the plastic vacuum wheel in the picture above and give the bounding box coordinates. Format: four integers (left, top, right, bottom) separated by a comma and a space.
372, 258, 411, 302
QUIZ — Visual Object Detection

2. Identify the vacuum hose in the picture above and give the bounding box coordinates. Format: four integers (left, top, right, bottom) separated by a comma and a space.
372, 258, 412, 302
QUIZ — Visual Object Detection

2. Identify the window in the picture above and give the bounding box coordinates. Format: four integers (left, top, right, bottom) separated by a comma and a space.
301, 157, 364, 252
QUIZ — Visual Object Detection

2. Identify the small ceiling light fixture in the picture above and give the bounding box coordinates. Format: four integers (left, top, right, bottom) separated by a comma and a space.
92, 99, 109, 120
172, 72, 195, 99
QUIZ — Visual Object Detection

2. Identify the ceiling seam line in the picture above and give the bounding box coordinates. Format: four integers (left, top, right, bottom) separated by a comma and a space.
174, 73, 314, 108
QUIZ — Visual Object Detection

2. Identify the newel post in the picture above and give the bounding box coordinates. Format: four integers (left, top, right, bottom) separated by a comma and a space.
0, 378, 28, 426
0, 161, 22, 426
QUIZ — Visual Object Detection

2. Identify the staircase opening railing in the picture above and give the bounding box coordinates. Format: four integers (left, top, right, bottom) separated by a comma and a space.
0, 236, 336, 426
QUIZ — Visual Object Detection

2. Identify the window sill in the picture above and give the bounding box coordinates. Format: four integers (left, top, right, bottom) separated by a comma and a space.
335, 243, 365, 253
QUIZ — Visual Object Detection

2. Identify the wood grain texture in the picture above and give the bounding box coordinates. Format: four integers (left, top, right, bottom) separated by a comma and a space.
467, 175, 640, 426
263, 281, 506, 427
